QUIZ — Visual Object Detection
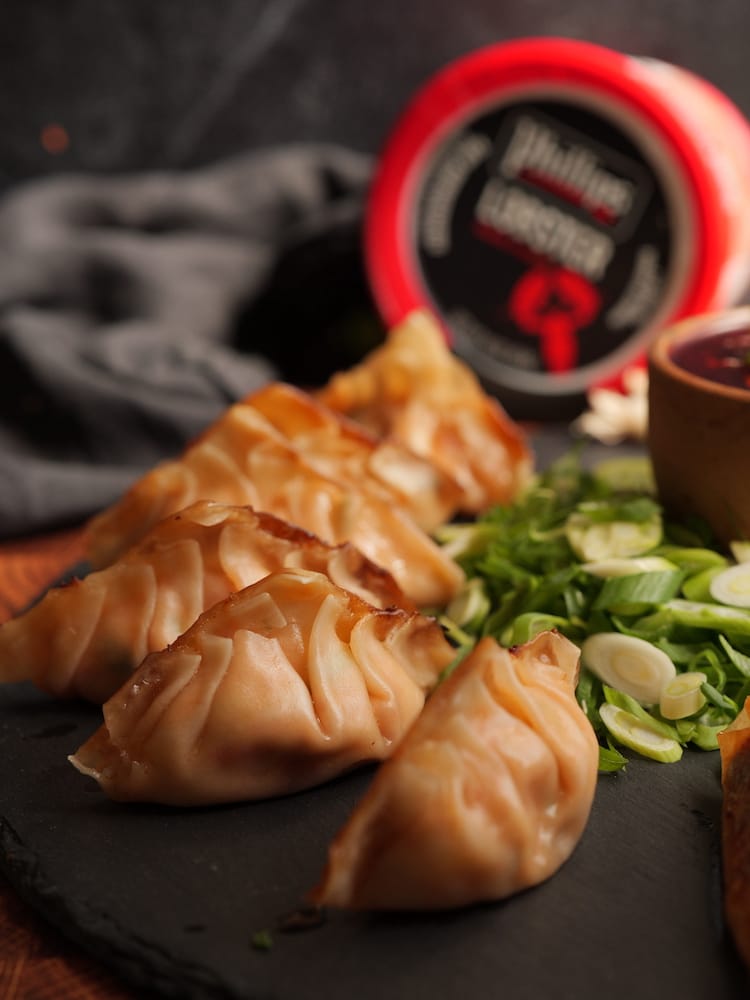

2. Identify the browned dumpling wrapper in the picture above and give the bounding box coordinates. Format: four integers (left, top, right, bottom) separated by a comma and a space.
0, 502, 412, 704
718, 699, 750, 971
310, 632, 598, 911
85, 404, 464, 608
247, 382, 462, 531
317, 309, 533, 513
69, 569, 456, 806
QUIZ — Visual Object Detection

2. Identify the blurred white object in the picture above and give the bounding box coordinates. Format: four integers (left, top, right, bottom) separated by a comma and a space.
573, 367, 649, 444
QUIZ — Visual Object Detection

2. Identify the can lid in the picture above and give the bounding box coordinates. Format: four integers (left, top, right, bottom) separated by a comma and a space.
364, 37, 743, 414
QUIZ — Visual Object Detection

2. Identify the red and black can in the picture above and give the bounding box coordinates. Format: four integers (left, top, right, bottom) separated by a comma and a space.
365, 37, 750, 419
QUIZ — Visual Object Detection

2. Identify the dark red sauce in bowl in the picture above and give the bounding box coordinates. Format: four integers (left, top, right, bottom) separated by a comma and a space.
648, 307, 750, 546
670, 328, 750, 390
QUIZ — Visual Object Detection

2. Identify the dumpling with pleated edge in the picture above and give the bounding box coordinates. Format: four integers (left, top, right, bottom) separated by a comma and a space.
69, 568, 457, 805
84, 402, 464, 610
316, 309, 533, 514
0, 501, 413, 704
246, 381, 463, 532
309, 631, 599, 911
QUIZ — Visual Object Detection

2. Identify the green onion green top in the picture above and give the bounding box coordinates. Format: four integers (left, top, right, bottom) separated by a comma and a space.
435, 452, 750, 772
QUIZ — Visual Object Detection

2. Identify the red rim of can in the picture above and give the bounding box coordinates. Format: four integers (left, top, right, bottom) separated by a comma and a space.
364, 36, 733, 354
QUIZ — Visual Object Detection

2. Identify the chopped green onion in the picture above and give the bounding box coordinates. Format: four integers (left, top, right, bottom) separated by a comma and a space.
592, 456, 656, 494
718, 635, 750, 677
598, 743, 629, 773
602, 686, 681, 741
709, 563, 750, 608
701, 680, 738, 714
660, 599, 750, 637
654, 546, 728, 574
437, 615, 476, 653
434, 450, 750, 767
444, 578, 491, 631
730, 541, 750, 564
502, 611, 569, 646
681, 566, 725, 602
659, 671, 707, 719
599, 703, 683, 763
581, 556, 676, 578
689, 721, 727, 751
251, 929, 274, 951
592, 570, 684, 614
581, 633, 676, 705
565, 510, 662, 562
434, 522, 500, 561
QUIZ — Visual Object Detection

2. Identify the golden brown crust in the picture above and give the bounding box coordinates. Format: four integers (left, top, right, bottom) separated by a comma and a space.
83, 396, 464, 609
316, 310, 533, 513
0, 502, 415, 703
310, 631, 598, 911
244, 382, 464, 531
69, 569, 456, 806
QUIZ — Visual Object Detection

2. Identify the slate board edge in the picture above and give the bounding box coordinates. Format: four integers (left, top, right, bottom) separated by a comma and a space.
0, 816, 243, 1000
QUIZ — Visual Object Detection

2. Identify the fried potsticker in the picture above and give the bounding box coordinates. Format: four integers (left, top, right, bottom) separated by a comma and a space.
70, 569, 456, 805
311, 632, 598, 911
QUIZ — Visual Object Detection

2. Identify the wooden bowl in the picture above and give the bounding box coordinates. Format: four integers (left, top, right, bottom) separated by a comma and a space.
648, 308, 750, 548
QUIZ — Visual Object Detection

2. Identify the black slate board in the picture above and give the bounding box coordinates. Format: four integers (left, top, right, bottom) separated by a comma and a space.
0, 685, 748, 1000
1, 428, 749, 999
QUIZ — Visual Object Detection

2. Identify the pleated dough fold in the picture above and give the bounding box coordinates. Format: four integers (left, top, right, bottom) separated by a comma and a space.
69, 569, 456, 805
311, 631, 598, 911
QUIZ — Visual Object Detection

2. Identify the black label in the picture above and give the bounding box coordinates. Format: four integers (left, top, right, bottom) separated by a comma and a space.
415, 100, 674, 394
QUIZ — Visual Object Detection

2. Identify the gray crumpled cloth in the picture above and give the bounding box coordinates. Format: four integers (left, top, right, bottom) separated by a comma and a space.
0, 144, 373, 539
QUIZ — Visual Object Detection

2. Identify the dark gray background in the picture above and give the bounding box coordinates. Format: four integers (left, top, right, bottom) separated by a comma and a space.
1, 0, 749, 187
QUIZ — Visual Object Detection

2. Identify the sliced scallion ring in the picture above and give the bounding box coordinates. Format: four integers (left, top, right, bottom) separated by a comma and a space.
581, 632, 676, 705
659, 671, 708, 720
599, 703, 683, 763
581, 556, 676, 578
709, 563, 750, 609
445, 578, 491, 630
730, 541, 750, 564
565, 513, 662, 562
